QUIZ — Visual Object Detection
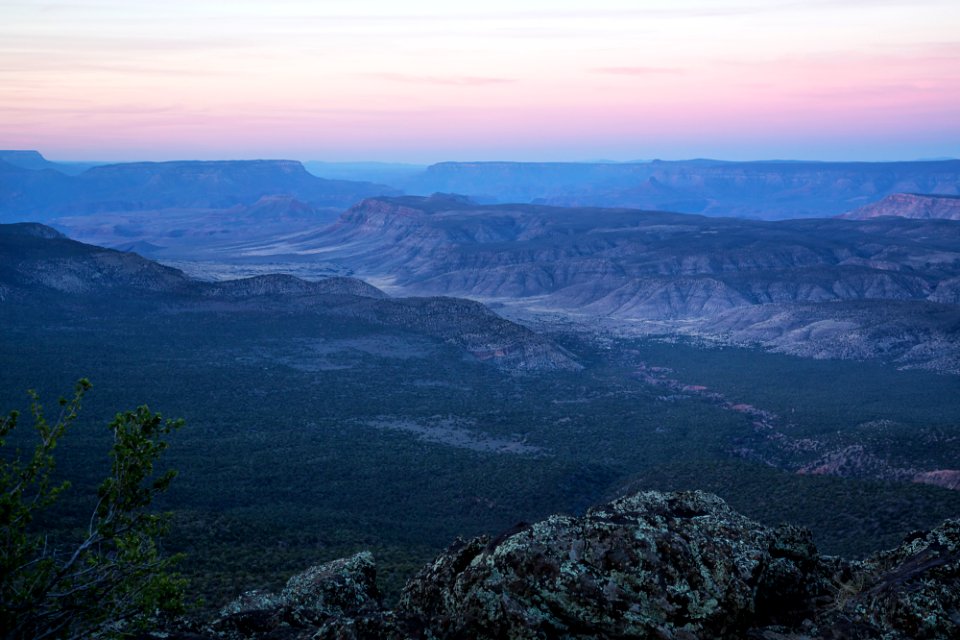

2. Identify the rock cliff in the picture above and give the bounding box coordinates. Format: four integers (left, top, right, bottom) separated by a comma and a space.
841, 193, 960, 221
244, 195, 960, 372
402, 160, 960, 219
0, 158, 399, 221
163, 490, 959, 639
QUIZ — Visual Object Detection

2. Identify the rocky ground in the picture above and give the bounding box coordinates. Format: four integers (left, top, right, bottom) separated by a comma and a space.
149, 490, 960, 639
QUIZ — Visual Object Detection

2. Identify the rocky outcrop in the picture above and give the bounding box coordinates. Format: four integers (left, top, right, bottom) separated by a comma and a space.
208, 552, 381, 639
389, 491, 831, 639
842, 193, 960, 221
162, 491, 959, 640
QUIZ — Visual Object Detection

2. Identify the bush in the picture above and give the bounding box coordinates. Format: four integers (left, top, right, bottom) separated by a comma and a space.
0, 379, 186, 639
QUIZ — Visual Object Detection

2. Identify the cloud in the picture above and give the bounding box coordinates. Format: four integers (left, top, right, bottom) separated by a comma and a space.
595, 66, 683, 76
367, 73, 515, 86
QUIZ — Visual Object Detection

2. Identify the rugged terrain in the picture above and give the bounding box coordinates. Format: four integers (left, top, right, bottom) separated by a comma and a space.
3, 223, 959, 611
842, 193, 960, 221
159, 490, 960, 640
401, 159, 960, 219
0, 222, 576, 371
241, 195, 960, 373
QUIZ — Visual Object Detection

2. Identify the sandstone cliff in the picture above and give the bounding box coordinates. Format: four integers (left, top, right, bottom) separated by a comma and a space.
842, 193, 960, 221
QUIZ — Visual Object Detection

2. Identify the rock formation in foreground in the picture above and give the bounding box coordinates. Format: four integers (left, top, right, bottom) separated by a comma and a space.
161, 490, 959, 639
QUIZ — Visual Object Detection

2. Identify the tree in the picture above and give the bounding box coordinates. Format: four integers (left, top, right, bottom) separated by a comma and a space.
0, 379, 187, 639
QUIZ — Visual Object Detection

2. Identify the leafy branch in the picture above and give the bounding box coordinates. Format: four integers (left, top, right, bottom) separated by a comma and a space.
0, 380, 187, 639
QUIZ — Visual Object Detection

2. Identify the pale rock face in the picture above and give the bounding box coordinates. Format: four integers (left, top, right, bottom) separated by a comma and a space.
842, 193, 960, 221
245, 195, 960, 372
402, 160, 960, 219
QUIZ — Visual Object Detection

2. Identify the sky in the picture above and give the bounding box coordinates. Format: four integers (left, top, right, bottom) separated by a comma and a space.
0, 0, 958, 163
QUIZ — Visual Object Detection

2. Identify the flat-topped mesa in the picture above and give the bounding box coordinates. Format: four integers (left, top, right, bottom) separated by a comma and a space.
0, 150, 49, 169
1, 158, 400, 219
82, 158, 310, 180
841, 193, 960, 221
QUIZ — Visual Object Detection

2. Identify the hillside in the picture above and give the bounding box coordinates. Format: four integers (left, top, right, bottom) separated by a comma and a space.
0, 223, 576, 371
242, 195, 960, 372
51, 195, 350, 260
4, 223, 960, 613
842, 192, 960, 220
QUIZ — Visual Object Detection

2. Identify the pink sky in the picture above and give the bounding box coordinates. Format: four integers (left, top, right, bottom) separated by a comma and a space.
1, 1, 958, 162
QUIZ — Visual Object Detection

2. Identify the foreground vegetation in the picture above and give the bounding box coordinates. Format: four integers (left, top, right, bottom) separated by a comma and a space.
2, 300, 958, 610
0, 380, 185, 639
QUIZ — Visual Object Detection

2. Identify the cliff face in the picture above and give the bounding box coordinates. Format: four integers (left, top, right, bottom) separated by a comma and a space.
244, 195, 960, 372
842, 193, 960, 221
0, 158, 399, 220
270, 196, 960, 315
402, 160, 960, 219
169, 490, 959, 639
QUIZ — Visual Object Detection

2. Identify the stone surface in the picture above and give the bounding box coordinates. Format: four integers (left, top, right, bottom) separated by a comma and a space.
209, 552, 380, 639
149, 491, 960, 639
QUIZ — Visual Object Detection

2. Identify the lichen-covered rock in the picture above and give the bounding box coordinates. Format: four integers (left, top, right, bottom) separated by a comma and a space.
280, 551, 380, 621
830, 519, 960, 639
210, 551, 380, 638
392, 490, 827, 639
153, 492, 960, 640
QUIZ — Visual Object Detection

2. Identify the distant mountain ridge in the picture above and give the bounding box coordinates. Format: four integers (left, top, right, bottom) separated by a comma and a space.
841, 192, 960, 221
0, 155, 399, 221
257, 195, 960, 312
402, 159, 960, 219
0, 149, 102, 175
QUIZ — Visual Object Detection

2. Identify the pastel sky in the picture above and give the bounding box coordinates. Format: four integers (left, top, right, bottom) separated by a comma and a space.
1, 0, 958, 162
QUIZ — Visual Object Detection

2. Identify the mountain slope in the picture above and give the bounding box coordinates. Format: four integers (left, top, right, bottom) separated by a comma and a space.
0, 223, 576, 370
243, 195, 960, 372
841, 192, 960, 220
0, 221, 192, 295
